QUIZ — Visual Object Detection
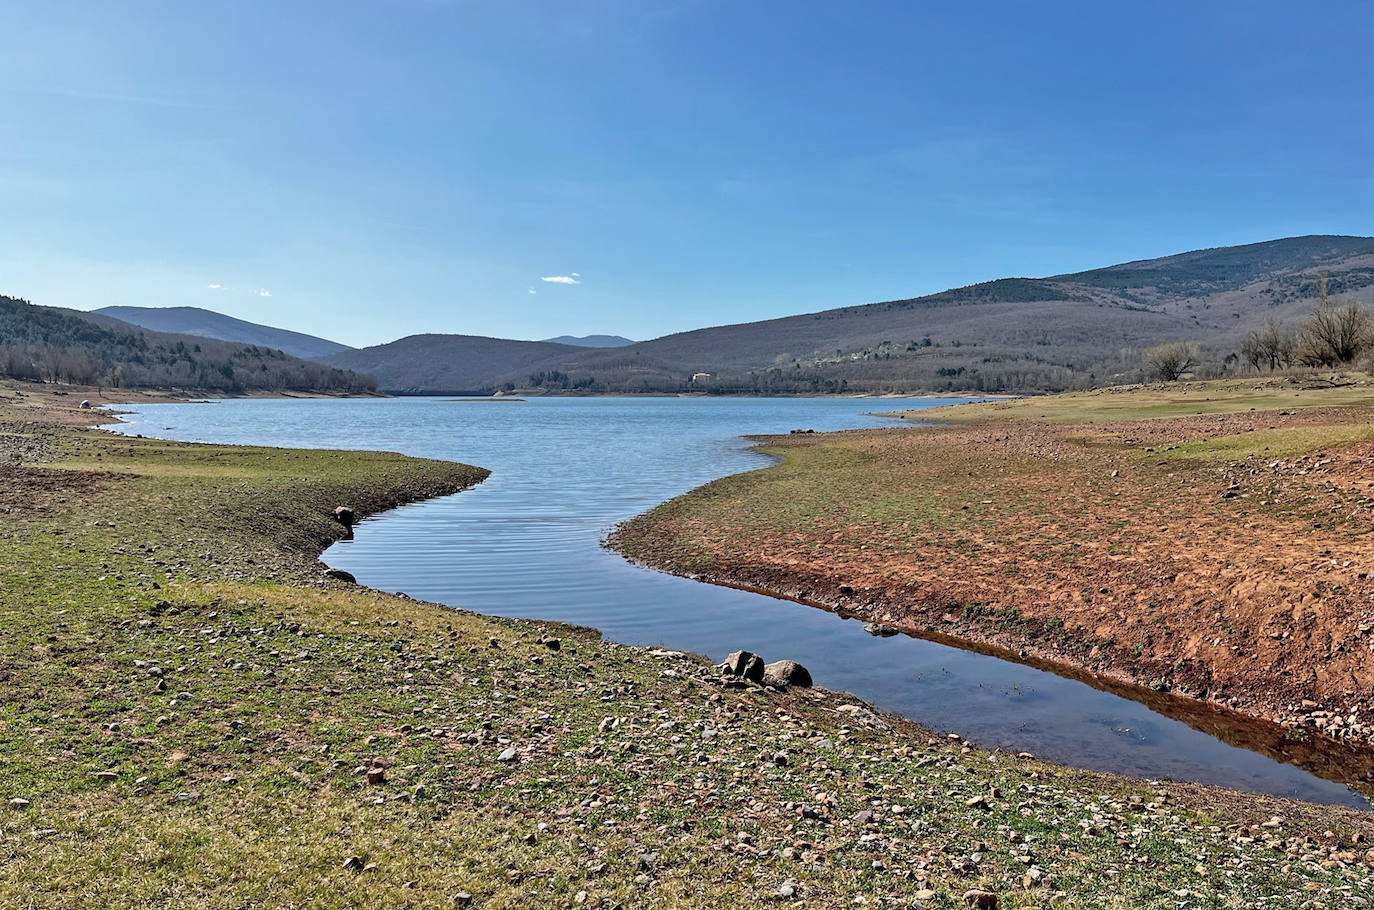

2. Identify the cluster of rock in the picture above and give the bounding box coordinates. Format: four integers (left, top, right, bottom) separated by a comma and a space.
719, 650, 812, 688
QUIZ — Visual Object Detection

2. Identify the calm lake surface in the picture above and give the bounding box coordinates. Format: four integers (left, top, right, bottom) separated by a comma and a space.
112, 395, 1369, 807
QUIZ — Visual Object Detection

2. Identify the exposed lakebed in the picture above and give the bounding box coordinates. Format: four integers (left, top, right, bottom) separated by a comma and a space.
112, 395, 1372, 807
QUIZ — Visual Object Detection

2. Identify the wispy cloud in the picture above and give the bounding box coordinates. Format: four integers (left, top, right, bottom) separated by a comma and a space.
540, 272, 581, 285
258, 288, 272, 297
528, 288, 537, 295
207, 283, 226, 290
4, 85, 219, 110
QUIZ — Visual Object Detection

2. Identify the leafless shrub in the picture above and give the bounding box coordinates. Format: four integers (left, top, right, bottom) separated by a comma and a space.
1144, 341, 1199, 381
1295, 278, 1372, 367
1240, 321, 1295, 371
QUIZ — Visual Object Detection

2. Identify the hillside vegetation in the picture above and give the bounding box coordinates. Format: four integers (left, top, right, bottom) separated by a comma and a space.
0, 296, 376, 394
325, 235, 1374, 395
4, 387, 1374, 908
322, 334, 584, 394
94, 305, 354, 359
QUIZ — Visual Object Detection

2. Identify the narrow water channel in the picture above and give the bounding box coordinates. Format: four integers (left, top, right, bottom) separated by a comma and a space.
111, 395, 1373, 807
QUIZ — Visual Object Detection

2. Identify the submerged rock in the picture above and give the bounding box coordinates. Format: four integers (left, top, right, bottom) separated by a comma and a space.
863, 622, 898, 637
763, 660, 812, 688
720, 650, 765, 682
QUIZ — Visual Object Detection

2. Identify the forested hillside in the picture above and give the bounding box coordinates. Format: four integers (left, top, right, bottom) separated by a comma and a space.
0, 296, 376, 393
94, 305, 353, 359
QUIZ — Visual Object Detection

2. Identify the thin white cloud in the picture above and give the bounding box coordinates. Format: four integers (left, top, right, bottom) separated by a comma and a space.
258, 288, 272, 297
528, 288, 537, 295
207, 283, 226, 290
540, 274, 580, 285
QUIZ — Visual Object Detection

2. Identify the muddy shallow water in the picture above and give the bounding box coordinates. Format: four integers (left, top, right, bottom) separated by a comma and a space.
112, 395, 1373, 807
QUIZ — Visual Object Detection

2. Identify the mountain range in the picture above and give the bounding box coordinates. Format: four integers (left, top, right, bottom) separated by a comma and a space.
0, 298, 374, 394
541, 334, 635, 348
93, 305, 353, 359
318, 235, 1374, 394
20, 234, 1373, 396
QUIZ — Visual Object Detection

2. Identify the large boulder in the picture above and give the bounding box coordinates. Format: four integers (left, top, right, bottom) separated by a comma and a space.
719, 650, 765, 682
763, 660, 813, 688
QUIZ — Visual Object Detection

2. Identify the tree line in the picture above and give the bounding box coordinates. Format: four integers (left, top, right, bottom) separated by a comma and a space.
0, 296, 376, 393
1145, 278, 1374, 381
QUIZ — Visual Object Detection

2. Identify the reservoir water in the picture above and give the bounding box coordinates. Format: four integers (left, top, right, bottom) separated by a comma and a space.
111, 395, 1372, 807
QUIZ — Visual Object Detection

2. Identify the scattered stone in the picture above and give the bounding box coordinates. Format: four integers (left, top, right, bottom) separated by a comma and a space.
496, 747, 518, 763
538, 636, 561, 651
720, 650, 765, 682
365, 766, 386, 785
323, 567, 357, 583
962, 890, 998, 909
863, 622, 898, 637
763, 660, 812, 688
776, 879, 799, 899
8, 798, 30, 809
342, 856, 364, 872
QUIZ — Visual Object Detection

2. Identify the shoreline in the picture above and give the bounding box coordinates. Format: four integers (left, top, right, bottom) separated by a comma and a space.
9, 384, 1374, 905
610, 379, 1374, 779
100, 385, 1374, 799
613, 549, 1374, 798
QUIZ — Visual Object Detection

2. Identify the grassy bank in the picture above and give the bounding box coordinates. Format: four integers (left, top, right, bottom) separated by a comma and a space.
3, 389, 1373, 908
614, 375, 1374, 770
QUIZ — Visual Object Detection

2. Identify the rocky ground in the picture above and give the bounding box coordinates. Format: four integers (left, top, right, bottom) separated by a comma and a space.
3, 383, 1374, 907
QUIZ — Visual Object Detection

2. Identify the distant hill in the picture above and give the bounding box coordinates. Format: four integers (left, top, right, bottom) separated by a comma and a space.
92, 305, 352, 359
541, 334, 635, 348
319, 335, 582, 394
1, 296, 376, 394
329, 235, 1374, 395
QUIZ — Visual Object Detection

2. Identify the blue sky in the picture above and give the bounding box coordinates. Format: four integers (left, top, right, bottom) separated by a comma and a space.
1, 1, 1371, 347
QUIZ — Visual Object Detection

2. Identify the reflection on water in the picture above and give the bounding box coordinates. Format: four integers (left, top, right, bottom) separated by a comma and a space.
112, 395, 1372, 807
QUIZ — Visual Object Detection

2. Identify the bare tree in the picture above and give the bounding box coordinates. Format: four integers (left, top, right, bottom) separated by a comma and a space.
1144, 341, 1199, 381
1295, 278, 1371, 366
1240, 321, 1294, 371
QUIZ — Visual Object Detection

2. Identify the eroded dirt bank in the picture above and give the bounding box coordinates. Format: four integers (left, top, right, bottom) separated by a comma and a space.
612, 381, 1374, 766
